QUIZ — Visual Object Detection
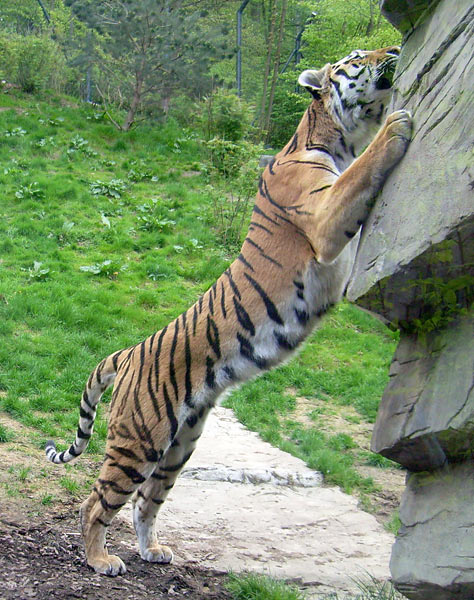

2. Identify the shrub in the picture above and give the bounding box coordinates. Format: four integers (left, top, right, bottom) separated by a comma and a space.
0, 33, 66, 93
266, 73, 309, 149
200, 88, 255, 142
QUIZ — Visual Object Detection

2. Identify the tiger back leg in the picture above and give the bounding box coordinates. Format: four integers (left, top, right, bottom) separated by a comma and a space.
132, 406, 212, 563
80, 442, 160, 574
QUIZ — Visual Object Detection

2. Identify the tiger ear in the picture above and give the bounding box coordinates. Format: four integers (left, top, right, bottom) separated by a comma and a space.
298, 65, 329, 97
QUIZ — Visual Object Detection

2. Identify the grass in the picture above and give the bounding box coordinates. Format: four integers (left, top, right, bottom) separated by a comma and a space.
0, 89, 398, 497
226, 573, 305, 600
226, 573, 406, 600
0, 423, 15, 442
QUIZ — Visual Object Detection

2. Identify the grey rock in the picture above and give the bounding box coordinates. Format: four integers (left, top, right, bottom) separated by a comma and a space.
345, 1, 474, 598
258, 154, 275, 168
371, 310, 474, 471
381, 0, 436, 34
391, 462, 474, 600
346, 0, 473, 323
181, 465, 323, 487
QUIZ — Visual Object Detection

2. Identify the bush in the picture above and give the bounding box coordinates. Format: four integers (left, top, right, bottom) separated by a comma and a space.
0, 33, 67, 93
200, 88, 255, 142
205, 138, 263, 250
266, 73, 309, 149
204, 137, 263, 178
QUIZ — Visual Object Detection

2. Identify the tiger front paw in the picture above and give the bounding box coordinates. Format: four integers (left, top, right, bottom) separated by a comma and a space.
140, 543, 174, 564
382, 109, 413, 164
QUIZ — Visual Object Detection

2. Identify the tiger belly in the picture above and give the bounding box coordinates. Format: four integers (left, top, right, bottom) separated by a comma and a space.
177, 237, 357, 430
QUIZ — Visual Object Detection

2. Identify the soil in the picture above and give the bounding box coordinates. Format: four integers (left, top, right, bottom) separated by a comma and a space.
0, 501, 231, 600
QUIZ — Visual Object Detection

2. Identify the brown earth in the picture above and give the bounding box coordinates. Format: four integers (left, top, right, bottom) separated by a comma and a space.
0, 500, 231, 600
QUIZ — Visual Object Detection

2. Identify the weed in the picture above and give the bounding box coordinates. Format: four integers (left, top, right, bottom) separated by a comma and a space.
384, 511, 401, 535
15, 182, 45, 200
8, 465, 32, 482
80, 260, 126, 278
41, 493, 55, 506
4, 127, 27, 137
90, 178, 127, 198
0, 424, 15, 443
360, 451, 402, 469
226, 572, 304, 600
59, 476, 81, 495
67, 135, 97, 158
27, 261, 51, 281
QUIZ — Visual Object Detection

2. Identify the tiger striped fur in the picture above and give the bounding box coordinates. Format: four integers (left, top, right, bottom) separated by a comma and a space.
45, 46, 412, 576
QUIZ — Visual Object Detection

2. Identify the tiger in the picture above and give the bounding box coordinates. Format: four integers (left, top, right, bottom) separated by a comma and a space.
45, 46, 412, 576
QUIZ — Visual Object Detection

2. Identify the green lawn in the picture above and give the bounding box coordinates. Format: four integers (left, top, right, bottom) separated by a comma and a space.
0, 90, 398, 497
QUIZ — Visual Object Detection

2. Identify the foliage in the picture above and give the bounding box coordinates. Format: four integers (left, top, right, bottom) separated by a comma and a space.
226, 572, 304, 600
265, 78, 309, 148
199, 88, 256, 142
204, 137, 263, 250
90, 178, 127, 199
0, 424, 15, 443
0, 32, 67, 93
301, 0, 401, 68
68, 0, 230, 130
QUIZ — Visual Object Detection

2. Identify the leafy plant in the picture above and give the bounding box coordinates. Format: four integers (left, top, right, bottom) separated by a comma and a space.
67, 135, 98, 159
15, 182, 45, 200
4, 127, 27, 137
136, 198, 176, 232
28, 261, 51, 281
34, 136, 56, 149
38, 117, 64, 127
90, 178, 127, 199
80, 260, 126, 278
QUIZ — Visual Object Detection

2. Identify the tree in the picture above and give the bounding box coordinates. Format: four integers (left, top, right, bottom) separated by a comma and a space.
70, 0, 229, 130
301, 0, 401, 68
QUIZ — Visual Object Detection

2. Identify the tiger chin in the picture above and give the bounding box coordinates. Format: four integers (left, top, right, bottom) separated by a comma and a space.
45, 46, 412, 576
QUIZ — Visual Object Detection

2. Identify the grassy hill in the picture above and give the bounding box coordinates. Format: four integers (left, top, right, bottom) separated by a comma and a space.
0, 90, 400, 522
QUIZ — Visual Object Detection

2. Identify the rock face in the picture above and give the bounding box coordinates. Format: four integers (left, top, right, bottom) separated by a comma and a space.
371, 311, 473, 472
391, 463, 474, 600
346, 0, 474, 598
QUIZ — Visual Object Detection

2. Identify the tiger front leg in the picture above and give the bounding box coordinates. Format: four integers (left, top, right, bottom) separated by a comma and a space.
309, 110, 412, 264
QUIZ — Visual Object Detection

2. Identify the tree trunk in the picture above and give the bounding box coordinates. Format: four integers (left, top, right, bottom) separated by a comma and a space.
122, 71, 144, 131
264, 0, 287, 138
258, 0, 276, 132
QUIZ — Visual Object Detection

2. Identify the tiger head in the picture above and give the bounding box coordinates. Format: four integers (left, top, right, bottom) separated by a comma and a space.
298, 46, 400, 135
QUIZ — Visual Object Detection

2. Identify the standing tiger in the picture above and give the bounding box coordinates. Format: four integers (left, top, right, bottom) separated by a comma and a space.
46, 46, 411, 576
